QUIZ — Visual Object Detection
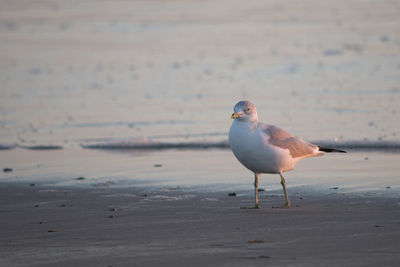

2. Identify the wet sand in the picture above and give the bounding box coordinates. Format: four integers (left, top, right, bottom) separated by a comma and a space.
1, 183, 399, 267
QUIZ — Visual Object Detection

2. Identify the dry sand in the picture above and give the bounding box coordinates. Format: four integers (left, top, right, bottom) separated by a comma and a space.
1, 183, 399, 267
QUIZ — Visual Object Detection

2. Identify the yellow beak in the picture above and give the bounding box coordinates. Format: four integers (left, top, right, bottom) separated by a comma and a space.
231, 112, 240, 119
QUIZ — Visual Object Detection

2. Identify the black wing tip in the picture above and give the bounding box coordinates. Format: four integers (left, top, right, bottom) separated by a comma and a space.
318, 146, 347, 153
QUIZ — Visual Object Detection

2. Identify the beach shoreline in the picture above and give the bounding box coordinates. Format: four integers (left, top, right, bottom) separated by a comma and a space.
1, 182, 399, 267
1, 0, 399, 265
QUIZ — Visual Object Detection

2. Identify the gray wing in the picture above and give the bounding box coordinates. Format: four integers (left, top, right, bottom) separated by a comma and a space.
262, 124, 318, 158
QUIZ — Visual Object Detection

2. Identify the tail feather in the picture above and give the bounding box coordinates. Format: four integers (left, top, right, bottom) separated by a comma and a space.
318, 146, 346, 153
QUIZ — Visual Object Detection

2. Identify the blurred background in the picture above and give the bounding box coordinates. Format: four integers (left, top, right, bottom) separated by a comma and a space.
0, 0, 399, 148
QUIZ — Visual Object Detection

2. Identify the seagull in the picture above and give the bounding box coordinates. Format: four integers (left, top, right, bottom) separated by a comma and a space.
229, 100, 346, 208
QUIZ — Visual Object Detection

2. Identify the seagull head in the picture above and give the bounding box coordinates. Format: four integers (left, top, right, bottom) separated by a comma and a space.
231, 100, 258, 122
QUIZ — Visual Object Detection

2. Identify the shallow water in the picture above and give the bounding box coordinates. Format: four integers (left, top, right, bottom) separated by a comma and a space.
0, 1, 399, 194
0, 0, 399, 149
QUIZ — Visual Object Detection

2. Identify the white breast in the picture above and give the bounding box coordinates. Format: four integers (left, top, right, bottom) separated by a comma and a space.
229, 120, 296, 174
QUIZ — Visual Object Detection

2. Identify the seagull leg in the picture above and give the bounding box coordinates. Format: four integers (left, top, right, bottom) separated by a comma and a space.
254, 173, 260, 208
240, 173, 260, 209
279, 172, 290, 208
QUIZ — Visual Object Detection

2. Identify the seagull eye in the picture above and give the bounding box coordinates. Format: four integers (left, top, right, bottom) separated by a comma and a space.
246, 108, 250, 112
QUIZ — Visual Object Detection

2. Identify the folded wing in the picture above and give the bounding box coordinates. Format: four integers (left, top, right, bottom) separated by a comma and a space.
262, 124, 319, 159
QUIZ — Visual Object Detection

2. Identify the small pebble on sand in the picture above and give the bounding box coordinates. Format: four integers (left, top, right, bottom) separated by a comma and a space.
258, 255, 271, 259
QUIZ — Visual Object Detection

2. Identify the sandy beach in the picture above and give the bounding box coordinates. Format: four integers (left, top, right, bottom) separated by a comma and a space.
1, 182, 399, 267
1, 0, 399, 266
1, 147, 400, 266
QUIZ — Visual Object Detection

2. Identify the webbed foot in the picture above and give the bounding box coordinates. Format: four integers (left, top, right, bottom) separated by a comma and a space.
240, 204, 261, 209
272, 202, 290, 209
